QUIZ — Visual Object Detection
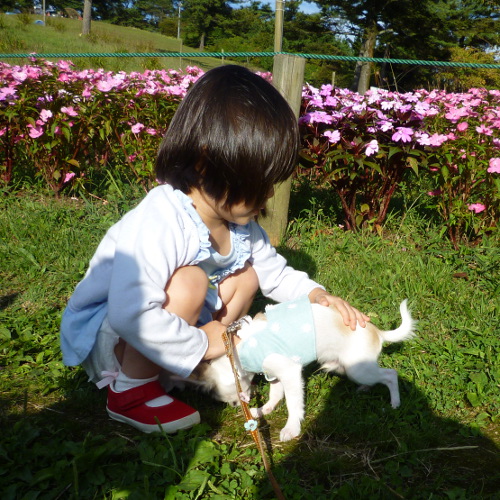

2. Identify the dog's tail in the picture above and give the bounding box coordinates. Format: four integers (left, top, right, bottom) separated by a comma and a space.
378, 299, 416, 343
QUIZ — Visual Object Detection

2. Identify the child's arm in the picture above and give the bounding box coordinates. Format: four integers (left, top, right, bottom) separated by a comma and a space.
200, 320, 229, 360
308, 287, 370, 331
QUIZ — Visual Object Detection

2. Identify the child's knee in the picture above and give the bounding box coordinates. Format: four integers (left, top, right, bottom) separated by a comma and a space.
164, 266, 208, 317
235, 262, 259, 296
220, 262, 258, 304
240, 262, 259, 295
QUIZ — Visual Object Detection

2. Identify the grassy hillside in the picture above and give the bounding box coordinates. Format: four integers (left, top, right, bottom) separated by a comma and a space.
0, 13, 229, 73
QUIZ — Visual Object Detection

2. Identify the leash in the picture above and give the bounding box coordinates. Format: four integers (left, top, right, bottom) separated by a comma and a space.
222, 320, 286, 500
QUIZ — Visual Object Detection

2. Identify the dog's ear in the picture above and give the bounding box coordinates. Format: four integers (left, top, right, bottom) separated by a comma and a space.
189, 362, 217, 392
190, 361, 210, 381
253, 312, 267, 321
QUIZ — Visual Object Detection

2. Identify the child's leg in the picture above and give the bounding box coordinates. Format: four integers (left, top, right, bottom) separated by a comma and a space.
215, 262, 259, 325
107, 265, 208, 433
117, 265, 208, 378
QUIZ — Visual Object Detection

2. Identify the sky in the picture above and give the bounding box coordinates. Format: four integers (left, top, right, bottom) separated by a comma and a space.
230, 1, 320, 15
300, 2, 320, 14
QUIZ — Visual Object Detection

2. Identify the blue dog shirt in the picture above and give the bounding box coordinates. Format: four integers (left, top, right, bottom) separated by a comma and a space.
238, 295, 316, 379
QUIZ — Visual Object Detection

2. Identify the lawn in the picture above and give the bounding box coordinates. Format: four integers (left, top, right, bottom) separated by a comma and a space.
0, 13, 226, 73
0, 182, 498, 499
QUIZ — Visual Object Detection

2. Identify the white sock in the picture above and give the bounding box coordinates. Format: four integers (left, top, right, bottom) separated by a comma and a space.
114, 370, 173, 407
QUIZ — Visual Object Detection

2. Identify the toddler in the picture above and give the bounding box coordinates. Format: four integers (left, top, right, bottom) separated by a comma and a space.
60, 65, 369, 433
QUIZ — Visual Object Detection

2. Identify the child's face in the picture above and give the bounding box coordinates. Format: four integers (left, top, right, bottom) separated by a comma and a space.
219, 187, 275, 225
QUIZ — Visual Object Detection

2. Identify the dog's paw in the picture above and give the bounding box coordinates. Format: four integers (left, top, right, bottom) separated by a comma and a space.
279, 425, 300, 442
250, 404, 275, 418
356, 384, 371, 393
250, 407, 264, 418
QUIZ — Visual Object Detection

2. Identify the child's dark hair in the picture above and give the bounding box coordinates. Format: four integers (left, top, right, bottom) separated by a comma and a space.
155, 65, 299, 209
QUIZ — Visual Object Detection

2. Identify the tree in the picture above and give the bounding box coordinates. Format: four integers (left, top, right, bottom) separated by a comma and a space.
182, 0, 232, 50
315, 0, 500, 92
82, 0, 92, 35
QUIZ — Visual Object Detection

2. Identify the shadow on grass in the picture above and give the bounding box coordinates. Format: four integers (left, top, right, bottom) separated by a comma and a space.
1, 241, 498, 498
250, 366, 500, 499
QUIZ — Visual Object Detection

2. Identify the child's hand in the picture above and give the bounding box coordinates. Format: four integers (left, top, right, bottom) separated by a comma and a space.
308, 288, 370, 331
200, 320, 230, 360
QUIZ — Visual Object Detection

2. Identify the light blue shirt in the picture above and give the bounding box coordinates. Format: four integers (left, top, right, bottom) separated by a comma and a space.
238, 295, 316, 378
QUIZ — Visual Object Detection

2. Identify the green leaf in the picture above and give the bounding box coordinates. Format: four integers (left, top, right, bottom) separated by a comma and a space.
469, 371, 488, 390
407, 156, 419, 174
177, 469, 210, 492
363, 160, 383, 175
62, 125, 71, 142
467, 392, 481, 407
186, 440, 219, 470
0, 327, 12, 341
441, 165, 449, 181
388, 146, 402, 159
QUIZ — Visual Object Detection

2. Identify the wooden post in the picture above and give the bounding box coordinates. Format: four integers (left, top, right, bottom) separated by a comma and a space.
260, 54, 305, 246
82, 0, 92, 35
274, 0, 284, 52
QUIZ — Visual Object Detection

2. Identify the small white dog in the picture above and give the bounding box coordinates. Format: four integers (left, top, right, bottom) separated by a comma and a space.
193, 297, 416, 442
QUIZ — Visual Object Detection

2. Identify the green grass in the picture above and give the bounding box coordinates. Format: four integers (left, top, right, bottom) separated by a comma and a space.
0, 13, 228, 73
0, 185, 499, 499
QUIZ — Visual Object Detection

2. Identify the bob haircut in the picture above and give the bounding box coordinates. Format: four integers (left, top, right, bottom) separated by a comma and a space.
155, 65, 299, 209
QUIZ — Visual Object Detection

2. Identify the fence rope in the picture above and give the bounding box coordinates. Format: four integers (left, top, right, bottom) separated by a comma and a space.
1, 51, 500, 69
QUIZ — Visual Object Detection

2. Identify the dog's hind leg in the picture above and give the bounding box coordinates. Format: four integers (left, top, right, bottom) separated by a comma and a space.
380, 368, 400, 408
345, 363, 401, 408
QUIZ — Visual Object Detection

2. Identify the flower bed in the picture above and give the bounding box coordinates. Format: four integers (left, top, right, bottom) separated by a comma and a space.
1, 59, 498, 245
1, 58, 201, 194
299, 84, 499, 244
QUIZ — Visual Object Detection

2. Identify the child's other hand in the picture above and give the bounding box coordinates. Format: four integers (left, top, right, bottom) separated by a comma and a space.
200, 320, 230, 360
308, 288, 370, 331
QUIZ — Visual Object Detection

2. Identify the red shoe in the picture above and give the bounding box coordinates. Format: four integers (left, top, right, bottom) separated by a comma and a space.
106, 380, 200, 433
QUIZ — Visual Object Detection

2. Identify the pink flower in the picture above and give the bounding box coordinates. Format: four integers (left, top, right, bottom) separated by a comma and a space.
63, 172, 76, 183
456, 122, 468, 132
57, 60, 73, 71
416, 133, 431, 146
488, 158, 500, 173
61, 106, 78, 117
324, 130, 340, 143
427, 189, 442, 196
40, 109, 53, 123
475, 125, 492, 136
27, 124, 44, 138
131, 123, 145, 134
306, 111, 334, 125
0, 86, 17, 101
392, 127, 414, 143
427, 133, 448, 147
96, 77, 120, 92
145, 127, 157, 135
468, 203, 486, 214
365, 139, 379, 156
12, 70, 28, 83
378, 120, 393, 132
